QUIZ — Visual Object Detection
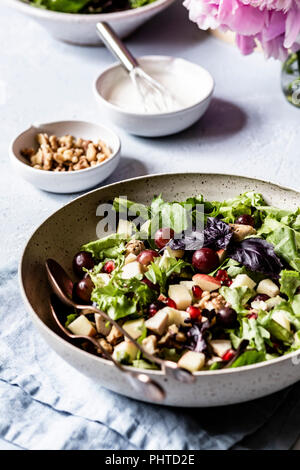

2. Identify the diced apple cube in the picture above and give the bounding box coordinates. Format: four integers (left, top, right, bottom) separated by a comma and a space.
168, 284, 192, 310
293, 331, 300, 347
68, 315, 96, 337
95, 313, 111, 336
121, 261, 144, 279
112, 341, 138, 363
230, 274, 256, 290
257, 279, 280, 298
180, 281, 195, 293
94, 273, 111, 286
251, 300, 268, 312
142, 335, 158, 355
117, 219, 134, 237
210, 339, 232, 358
162, 306, 191, 327
265, 296, 285, 310
164, 246, 185, 259
145, 309, 169, 336
124, 253, 137, 265
123, 318, 145, 340
216, 249, 227, 263
192, 274, 221, 292
272, 310, 291, 332
177, 351, 205, 372
205, 356, 223, 367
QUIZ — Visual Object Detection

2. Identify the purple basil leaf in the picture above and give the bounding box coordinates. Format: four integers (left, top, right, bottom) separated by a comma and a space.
186, 319, 211, 353
168, 217, 233, 251
168, 231, 204, 251
203, 217, 234, 250
228, 237, 283, 278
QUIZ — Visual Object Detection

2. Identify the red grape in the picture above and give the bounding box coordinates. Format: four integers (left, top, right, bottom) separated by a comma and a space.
73, 251, 94, 277
217, 307, 237, 327
154, 228, 175, 249
235, 214, 255, 226
192, 248, 219, 273
137, 249, 159, 266
73, 274, 94, 303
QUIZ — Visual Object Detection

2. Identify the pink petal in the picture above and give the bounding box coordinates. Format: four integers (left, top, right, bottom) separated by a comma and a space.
284, 8, 300, 48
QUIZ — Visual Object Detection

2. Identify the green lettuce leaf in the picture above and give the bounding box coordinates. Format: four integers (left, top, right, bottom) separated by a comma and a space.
91, 276, 155, 321
229, 350, 265, 367
145, 252, 190, 294
212, 191, 265, 224
258, 217, 300, 271
81, 233, 128, 260
219, 286, 255, 314
240, 318, 270, 351
31, 0, 90, 13
280, 270, 300, 300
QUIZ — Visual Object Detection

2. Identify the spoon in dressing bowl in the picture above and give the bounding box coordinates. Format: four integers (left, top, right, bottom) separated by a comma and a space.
45, 258, 195, 384
49, 294, 165, 402
96, 22, 177, 114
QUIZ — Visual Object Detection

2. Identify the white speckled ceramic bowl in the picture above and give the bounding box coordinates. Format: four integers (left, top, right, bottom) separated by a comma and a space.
4, 0, 175, 45
9, 120, 121, 194
94, 56, 214, 137
20, 173, 300, 407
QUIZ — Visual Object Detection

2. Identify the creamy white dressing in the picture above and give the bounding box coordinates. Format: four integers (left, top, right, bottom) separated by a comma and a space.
104, 58, 213, 114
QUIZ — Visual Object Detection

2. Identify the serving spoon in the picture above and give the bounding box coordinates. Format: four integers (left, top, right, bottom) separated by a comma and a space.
49, 294, 165, 402
45, 258, 195, 384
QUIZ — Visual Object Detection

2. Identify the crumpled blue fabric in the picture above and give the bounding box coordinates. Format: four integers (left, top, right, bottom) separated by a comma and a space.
0, 258, 299, 450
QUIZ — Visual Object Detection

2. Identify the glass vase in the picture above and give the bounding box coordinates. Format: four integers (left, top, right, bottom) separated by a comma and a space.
281, 51, 300, 107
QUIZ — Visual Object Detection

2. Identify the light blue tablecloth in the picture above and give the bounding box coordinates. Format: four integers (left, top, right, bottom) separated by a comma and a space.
1, 1, 300, 450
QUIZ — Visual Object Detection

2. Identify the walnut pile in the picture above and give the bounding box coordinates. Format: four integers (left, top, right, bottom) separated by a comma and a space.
195, 290, 227, 312
21, 133, 112, 172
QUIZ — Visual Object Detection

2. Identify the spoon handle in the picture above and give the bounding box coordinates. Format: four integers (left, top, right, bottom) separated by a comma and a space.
78, 304, 167, 367
96, 22, 139, 73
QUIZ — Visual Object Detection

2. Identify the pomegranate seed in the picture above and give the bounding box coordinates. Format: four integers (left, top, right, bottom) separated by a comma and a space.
247, 312, 258, 320
192, 285, 203, 299
215, 269, 228, 281
215, 269, 232, 286
158, 293, 167, 302
103, 260, 115, 274
167, 298, 177, 309
222, 349, 235, 361
148, 305, 158, 317
186, 305, 202, 320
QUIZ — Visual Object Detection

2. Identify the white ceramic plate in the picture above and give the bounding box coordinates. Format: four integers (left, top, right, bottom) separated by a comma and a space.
4, 0, 176, 45
19, 173, 300, 406
9, 120, 121, 194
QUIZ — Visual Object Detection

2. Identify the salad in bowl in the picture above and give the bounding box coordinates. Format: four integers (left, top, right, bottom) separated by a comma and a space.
64, 190, 300, 373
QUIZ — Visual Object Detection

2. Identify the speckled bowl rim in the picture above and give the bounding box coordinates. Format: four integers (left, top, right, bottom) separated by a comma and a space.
6, 0, 175, 21
19, 171, 300, 377
94, 55, 215, 118
10, 120, 121, 177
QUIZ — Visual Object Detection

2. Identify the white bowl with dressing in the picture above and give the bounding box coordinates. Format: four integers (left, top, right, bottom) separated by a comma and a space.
94, 56, 214, 137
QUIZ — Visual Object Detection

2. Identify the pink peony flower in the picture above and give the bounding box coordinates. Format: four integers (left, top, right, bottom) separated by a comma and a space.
183, 0, 300, 59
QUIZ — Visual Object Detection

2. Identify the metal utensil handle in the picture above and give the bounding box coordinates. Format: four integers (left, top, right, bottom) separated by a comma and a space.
96, 22, 138, 73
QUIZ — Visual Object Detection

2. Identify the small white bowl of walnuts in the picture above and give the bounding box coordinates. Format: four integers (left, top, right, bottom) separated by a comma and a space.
9, 120, 121, 193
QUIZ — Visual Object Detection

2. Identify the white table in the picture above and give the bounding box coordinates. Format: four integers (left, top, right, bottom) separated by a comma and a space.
1, 0, 299, 450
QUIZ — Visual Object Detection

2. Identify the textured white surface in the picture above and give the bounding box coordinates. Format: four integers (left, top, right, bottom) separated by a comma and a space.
0, 0, 299, 449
